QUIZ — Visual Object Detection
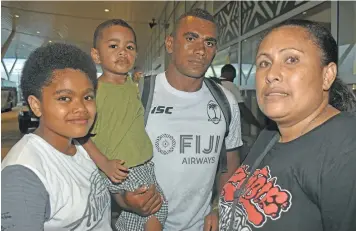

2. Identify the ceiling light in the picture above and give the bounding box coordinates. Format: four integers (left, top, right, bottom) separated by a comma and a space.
302, 11, 307, 15
104, 9, 109, 12
36, 31, 40, 34
14, 14, 19, 18
49, 40, 52, 43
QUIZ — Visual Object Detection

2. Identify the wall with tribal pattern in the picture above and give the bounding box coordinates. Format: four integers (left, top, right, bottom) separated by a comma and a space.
214, 1, 308, 46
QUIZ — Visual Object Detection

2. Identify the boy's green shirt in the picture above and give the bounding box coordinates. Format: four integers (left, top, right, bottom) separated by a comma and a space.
91, 77, 153, 168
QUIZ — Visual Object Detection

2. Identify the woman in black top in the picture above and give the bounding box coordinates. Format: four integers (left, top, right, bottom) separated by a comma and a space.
219, 19, 356, 231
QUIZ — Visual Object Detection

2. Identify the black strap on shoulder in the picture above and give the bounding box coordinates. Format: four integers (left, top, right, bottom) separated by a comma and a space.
204, 78, 232, 136
204, 78, 232, 173
139, 75, 157, 126
228, 132, 280, 231
140, 76, 151, 109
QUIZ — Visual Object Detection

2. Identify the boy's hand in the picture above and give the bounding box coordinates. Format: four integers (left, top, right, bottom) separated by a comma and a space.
103, 159, 129, 183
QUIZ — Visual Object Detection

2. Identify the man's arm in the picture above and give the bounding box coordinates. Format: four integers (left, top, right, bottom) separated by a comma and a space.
112, 190, 163, 230
205, 150, 240, 231
217, 149, 240, 197
205, 89, 243, 231
1, 165, 50, 231
213, 96, 243, 204
111, 185, 163, 217
212, 149, 240, 208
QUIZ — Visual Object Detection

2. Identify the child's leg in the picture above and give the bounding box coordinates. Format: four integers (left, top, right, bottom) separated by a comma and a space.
141, 161, 168, 230
114, 161, 168, 231
145, 216, 162, 231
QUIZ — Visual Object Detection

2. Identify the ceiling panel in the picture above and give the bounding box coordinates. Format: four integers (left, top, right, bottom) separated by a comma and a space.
1, 1, 166, 68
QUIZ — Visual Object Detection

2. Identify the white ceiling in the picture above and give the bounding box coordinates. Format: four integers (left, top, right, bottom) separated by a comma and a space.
1, 1, 166, 68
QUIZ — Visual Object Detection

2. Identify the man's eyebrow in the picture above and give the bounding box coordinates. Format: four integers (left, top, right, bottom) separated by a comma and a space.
183, 32, 199, 38
205, 37, 217, 43
183, 32, 217, 43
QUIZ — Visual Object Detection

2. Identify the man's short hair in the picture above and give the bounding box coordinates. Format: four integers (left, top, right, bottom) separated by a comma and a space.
221, 64, 236, 78
93, 19, 137, 48
178, 8, 215, 24
172, 8, 216, 36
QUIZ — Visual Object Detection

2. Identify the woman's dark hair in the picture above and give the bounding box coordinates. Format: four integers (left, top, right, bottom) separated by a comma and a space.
258, 19, 356, 112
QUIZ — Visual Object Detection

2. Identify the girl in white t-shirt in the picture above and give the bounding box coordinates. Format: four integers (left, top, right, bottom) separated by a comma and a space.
1, 43, 112, 231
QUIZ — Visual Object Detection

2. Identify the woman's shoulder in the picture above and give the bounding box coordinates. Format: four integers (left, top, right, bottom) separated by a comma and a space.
321, 112, 356, 153
318, 112, 356, 142
326, 111, 356, 127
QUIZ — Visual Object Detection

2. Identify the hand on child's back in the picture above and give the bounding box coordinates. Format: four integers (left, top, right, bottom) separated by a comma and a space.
103, 159, 129, 183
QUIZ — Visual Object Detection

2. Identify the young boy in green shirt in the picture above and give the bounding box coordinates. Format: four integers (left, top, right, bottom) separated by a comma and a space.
82, 19, 167, 231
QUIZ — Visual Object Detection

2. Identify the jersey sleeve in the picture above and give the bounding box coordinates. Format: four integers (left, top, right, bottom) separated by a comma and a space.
234, 85, 245, 103
221, 81, 245, 104
320, 147, 356, 231
229, 84, 245, 104
222, 88, 243, 151
1, 165, 50, 231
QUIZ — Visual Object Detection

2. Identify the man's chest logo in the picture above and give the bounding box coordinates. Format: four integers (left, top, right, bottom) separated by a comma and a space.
207, 100, 222, 124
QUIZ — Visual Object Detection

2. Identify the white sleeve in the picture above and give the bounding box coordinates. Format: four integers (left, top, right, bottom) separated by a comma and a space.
222, 82, 244, 104
232, 85, 245, 103
221, 87, 243, 151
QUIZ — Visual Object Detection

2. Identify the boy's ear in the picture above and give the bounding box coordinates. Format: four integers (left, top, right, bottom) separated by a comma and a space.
91, 48, 101, 64
27, 95, 42, 117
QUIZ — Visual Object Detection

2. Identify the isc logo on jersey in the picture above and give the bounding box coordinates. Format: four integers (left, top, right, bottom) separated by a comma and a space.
151, 106, 173, 114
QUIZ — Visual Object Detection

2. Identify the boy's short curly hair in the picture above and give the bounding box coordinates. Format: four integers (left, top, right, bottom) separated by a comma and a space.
93, 19, 137, 48
21, 43, 98, 103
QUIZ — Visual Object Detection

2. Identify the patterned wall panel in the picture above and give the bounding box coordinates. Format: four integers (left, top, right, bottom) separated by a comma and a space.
214, 1, 239, 46
241, 1, 308, 34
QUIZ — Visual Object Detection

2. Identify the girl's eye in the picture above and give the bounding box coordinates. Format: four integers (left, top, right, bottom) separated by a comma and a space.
58, 96, 71, 102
